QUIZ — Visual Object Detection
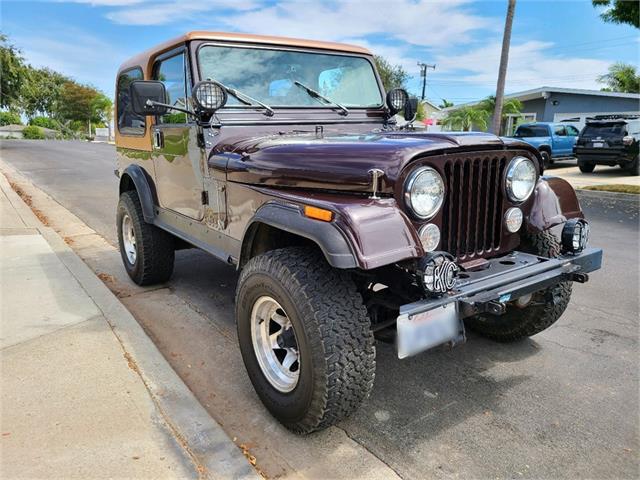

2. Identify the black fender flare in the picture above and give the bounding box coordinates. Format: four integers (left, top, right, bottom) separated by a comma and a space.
119, 165, 157, 223
240, 202, 357, 269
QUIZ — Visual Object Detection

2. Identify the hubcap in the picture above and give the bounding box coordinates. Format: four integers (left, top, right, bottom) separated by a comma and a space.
250, 296, 300, 392
122, 214, 136, 265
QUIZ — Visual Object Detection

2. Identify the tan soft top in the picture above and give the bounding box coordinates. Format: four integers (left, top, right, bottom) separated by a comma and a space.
118, 31, 371, 76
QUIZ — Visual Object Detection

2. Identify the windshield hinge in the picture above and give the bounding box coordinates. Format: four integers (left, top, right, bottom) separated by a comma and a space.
201, 191, 209, 205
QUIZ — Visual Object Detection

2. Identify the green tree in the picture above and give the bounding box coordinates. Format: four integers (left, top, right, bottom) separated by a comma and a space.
597, 62, 640, 93
439, 99, 454, 108
374, 55, 409, 91
441, 106, 489, 131
592, 0, 639, 28
90, 92, 113, 125
20, 67, 68, 118
0, 111, 22, 126
0, 33, 27, 110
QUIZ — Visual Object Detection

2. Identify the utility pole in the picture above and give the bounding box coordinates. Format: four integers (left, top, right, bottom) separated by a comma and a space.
417, 62, 436, 101
492, 0, 516, 135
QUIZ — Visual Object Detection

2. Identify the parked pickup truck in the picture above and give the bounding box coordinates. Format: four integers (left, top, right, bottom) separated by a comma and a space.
512, 122, 580, 167
115, 31, 602, 434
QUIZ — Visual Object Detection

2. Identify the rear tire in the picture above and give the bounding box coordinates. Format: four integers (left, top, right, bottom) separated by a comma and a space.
464, 232, 572, 342
578, 161, 595, 173
117, 190, 175, 286
625, 155, 639, 176
236, 247, 375, 434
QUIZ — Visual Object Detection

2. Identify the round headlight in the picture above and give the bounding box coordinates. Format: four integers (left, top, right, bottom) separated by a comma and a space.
386, 88, 408, 115
419, 223, 441, 252
506, 156, 536, 202
405, 167, 445, 219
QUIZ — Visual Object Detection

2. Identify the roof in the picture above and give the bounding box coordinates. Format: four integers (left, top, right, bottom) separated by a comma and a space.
420, 99, 441, 111
442, 86, 640, 112
119, 31, 371, 74
505, 86, 640, 102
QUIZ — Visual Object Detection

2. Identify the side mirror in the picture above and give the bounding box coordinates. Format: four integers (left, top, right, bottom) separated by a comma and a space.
130, 80, 168, 116
404, 97, 419, 123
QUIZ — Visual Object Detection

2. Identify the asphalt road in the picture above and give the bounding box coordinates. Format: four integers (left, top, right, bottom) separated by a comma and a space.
2, 140, 639, 479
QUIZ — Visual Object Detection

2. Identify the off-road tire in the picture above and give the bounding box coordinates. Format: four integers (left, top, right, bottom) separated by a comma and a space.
464, 231, 572, 342
236, 247, 375, 434
578, 161, 595, 173
117, 190, 175, 286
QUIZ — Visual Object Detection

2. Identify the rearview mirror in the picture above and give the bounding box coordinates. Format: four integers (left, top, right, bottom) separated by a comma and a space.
130, 80, 168, 116
404, 97, 419, 123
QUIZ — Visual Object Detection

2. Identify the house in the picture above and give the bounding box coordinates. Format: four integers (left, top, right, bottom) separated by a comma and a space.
440, 86, 640, 135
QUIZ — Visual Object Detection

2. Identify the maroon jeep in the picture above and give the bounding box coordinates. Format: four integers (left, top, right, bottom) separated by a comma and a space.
115, 32, 602, 433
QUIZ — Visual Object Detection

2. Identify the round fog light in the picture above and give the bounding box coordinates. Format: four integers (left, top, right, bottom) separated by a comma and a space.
504, 207, 523, 233
417, 252, 458, 295
562, 218, 589, 253
419, 223, 440, 252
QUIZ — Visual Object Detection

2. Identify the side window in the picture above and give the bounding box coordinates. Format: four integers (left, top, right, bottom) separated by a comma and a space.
565, 125, 579, 136
553, 125, 566, 136
153, 52, 190, 124
117, 68, 145, 136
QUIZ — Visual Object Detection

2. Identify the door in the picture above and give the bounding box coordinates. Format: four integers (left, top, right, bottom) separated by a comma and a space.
564, 124, 580, 153
551, 125, 571, 156
151, 49, 205, 220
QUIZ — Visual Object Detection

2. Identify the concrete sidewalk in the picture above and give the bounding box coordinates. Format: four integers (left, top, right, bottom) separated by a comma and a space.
0, 173, 257, 479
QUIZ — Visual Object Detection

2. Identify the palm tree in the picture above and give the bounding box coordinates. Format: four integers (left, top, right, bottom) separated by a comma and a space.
442, 106, 489, 132
478, 95, 523, 127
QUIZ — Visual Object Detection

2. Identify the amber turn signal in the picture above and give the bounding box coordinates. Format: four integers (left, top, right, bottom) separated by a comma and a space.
304, 205, 333, 222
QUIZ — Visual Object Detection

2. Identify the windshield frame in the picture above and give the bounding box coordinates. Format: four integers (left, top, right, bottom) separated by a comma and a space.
194, 41, 386, 112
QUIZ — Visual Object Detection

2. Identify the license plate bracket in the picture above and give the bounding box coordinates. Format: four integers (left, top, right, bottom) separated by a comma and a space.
397, 303, 464, 359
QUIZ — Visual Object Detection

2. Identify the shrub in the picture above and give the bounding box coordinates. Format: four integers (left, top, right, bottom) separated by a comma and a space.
29, 116, 58, 130
0, 111, 22, 126
22, 125, 46, 140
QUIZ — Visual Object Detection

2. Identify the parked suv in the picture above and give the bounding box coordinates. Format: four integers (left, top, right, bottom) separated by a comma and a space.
574, 115, 640, 175
512, 122, 579, 167
115, 32, 602, 434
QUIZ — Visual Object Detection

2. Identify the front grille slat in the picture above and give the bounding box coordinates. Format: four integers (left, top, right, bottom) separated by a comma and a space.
441, 154, 506, 260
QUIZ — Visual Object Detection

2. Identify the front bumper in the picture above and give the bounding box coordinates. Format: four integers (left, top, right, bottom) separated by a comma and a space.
396, 248, 602, 357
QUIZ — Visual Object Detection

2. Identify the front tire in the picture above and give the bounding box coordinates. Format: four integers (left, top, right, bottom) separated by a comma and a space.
464, 232, 572, 342
540, 150, 552, 168
117, 190, 175, 286
236, 247, 375, 434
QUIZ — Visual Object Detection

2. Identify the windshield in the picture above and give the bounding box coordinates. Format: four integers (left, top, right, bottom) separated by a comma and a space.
515, 125, 548, 137
198, 45, 383, 108
582, 122, 627, 138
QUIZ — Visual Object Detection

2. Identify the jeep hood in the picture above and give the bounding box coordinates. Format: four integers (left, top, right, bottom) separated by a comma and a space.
211, 131, 530, 194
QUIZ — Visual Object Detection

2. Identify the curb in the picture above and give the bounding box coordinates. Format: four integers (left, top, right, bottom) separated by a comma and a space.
0, 169, 259, 480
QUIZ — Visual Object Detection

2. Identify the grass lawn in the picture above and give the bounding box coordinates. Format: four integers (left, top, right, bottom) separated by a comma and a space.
580, 184, 640, 195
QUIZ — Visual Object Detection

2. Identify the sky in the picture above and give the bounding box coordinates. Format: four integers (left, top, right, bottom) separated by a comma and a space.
2, 0, 639, 105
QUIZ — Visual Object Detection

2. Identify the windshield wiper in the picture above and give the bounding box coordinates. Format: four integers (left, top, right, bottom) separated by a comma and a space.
211, 79, 275, 117
293, 81, 349, 116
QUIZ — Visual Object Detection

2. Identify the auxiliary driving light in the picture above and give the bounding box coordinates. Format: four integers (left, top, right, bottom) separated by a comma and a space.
504, 207, 523, 233
419, 223, 441, 252
417, 252, 458, 295
561, 218, 590, 254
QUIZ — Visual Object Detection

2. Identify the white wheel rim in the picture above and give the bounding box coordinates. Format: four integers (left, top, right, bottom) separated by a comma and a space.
250, 296, 300, 392
122, 213, 137, 265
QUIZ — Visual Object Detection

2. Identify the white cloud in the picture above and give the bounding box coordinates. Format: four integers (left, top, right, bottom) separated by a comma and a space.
105, 0, 258, 25
220, 0, 493, 48
433, 40, 612, 92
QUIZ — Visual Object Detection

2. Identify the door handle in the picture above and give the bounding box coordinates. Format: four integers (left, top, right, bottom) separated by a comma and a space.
153, 130, 164, 149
